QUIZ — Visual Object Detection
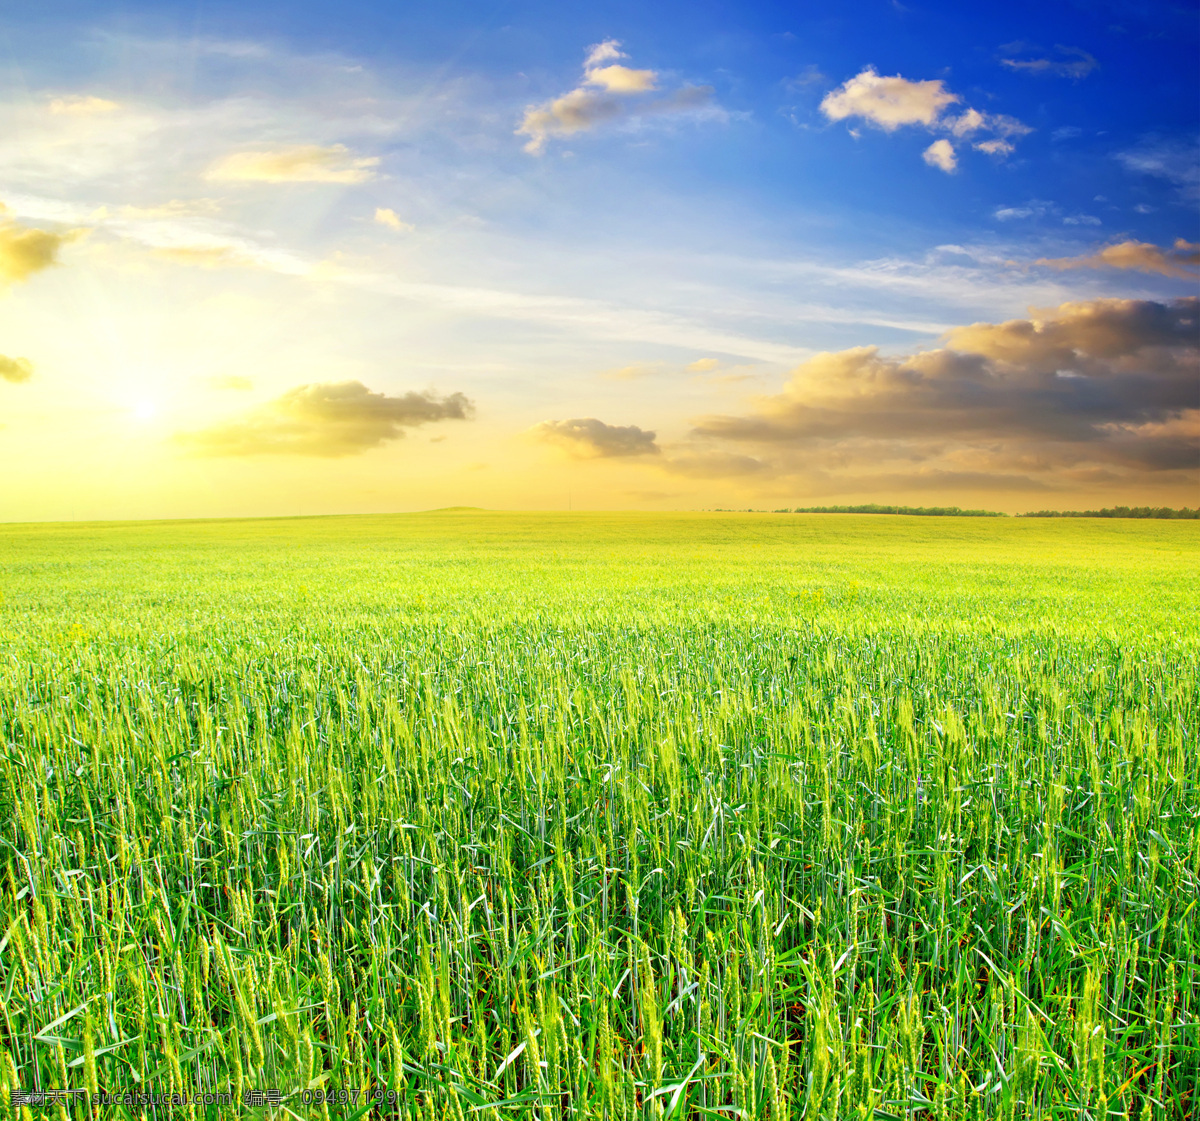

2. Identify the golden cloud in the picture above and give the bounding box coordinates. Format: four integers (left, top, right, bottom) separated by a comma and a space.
1035, 239, 1200, 280
179, 381, 473, 457
0, 213, 82, 285
0, 354, 33, 383
691, 297, 1199, 485
206, 144, 379, 184
530, 417, 660, 457
586, 65, 658, 93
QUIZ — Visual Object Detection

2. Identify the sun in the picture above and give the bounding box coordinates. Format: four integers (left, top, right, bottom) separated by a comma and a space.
131, 400, 159, 422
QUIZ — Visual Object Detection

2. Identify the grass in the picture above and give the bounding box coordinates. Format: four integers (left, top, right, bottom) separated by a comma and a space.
0, 511, 1196, 1119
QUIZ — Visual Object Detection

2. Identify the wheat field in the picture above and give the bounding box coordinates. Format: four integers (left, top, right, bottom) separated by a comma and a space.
1, 512, 1196, 1119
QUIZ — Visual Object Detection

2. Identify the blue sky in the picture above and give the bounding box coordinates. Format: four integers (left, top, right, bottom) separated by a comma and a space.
0, 0, 1195, 517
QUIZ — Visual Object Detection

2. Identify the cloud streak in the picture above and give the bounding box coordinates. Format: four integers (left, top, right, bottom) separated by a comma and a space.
1036, 239, 1200, 280
1000, 45, 1099, 79
179, 381, 473, 456
48, 94, 120, 114
1116, 137, 1200, 202
206, 144, 379, 183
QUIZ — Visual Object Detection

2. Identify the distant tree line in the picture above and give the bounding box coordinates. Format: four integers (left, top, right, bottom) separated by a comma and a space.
783, 504, 1005, 517
1018, 506, 1199, 519
715, 504, 1198, 519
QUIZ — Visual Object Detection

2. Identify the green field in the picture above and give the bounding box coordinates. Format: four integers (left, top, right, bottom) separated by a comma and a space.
1, 512, 1197, 1119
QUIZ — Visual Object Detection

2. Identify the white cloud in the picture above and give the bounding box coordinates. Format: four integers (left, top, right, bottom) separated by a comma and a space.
951, 112, 1031, 145
945, 108, 985, 137
584, 40, 625, 68
820, 68, 958, 130
923, 139, 957, 172
993, 200, 1055, 221
821, 67, 1030, 168
975, 139, 1015, 157
987, 115, 1035, 140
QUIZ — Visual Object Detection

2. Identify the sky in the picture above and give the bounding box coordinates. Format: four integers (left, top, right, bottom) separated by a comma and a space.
0, 0, 1196, 520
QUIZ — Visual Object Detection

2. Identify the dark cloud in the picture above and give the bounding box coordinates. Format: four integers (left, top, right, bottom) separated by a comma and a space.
0, 354, 33, 383
818, 468, 1053, 494
691, 297, 1199, 487
530, 417, 660, 458
179, 380, 473, 457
